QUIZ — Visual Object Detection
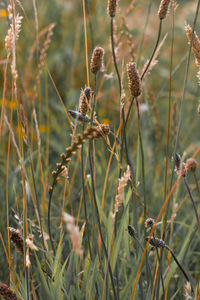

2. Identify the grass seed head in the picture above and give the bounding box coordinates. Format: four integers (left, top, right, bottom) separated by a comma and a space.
90, 47, 105, 74
145, 218, 155, 228
0, 283, 19, 300
158, 0, 171, 20
127, 62, 142, 97
145, 236, 166, 248
186, 158, 198, 172
107, 0, 118, 17
9, 227, 24, 255
128, 225, 137, 238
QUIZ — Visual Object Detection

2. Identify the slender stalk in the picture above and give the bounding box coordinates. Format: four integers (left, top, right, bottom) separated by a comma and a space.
135, 98, 146, 218
88, 150, 117, 300
89, 71, 117, 299
184, 176, 200, 232
193, 172, 200, 202
141, 20, 162, 81
164, 244, 192, 291
81, 123, 93, 258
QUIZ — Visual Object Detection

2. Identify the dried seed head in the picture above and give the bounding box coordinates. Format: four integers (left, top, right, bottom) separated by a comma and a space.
186, 158, 198, 172
128, 225, 136, 238
175, 153, 186, 176
145, 218, 155, 228
79, 87, 92, 117
158, 0, 171, 20
90, 47, 105, 74
107, 0, 118, 17
9, 227, 24, 255
145, 236, 166, 248
0, 283, 18, 300
198, 104, 200, 114
127, 62, 142, 97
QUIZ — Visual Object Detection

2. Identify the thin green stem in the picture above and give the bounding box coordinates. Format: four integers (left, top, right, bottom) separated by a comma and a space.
88, 149, 117, 300
184, 176, 200, 232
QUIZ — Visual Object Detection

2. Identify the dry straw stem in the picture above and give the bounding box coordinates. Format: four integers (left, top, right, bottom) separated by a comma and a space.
107, 0, 119, 17
63, 212, 83, 258
90, 46, 104, 74
158, 0, 171, 20
127, 62, 142, 97
0, 283, 19, 300
185, 24, 200, 84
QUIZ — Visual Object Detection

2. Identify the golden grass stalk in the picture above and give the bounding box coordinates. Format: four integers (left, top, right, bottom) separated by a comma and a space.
0, 283, 19, 300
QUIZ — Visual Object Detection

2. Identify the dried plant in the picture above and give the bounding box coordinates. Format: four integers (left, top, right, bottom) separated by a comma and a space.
185, 24, 200, 84
107, 0, 119, 17
158, 0, 171, 20
5, 4, 23, 80
9, 227, 24, 255
90, 47, 105, 74
126, 62, 142, 97
63, 212, 83, 258
79, 87, 92, 117
0, 283, 19, 300
113, 165, 131, 217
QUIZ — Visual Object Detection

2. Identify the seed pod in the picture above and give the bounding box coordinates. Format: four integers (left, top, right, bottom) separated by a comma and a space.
107, 0, 118, 17
0, 283, 18, 300
90, 47, 105, 74
145, 236, 166, 248
128, 225, 136, 238
127, 62, 142, 97
158, 0, 171, 20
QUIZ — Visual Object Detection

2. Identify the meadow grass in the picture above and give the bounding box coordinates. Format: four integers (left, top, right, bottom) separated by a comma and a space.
0, 0, 200, 299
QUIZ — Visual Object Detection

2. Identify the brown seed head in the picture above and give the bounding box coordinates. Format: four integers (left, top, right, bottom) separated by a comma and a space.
128, 225, 136, 238
198, 104, 200, 114
79, 87, 92, 117
9, 227, 24, 255
107, 0, 118, 17
186, 158, 198, 172
127, 62, 142, 97
158, 0, 171, 20
90, 47, 104, 74
145, 218, 155, 228
145, 236, 166, 248
0, 283, 19, 300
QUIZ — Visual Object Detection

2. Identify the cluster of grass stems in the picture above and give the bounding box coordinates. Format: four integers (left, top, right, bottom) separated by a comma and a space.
0, 0, 200, 299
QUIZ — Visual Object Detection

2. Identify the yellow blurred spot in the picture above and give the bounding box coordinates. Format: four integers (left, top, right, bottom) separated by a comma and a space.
102, 118, 110, 124
0, 9, 7, 18
97, 151, 101, 157
99, 108, 106, 117
39, 125, 47, 132
138, 213, 144, 224
0, 99, 17, 110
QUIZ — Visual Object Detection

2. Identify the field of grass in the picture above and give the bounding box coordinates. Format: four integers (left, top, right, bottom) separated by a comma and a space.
0, 0, 200, 299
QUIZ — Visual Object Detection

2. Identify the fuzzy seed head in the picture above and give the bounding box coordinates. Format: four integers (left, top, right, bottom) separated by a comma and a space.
90, 47, 105, 74
186, 158, 198, 172
107, 0, 118, 17
79, 87, 92, 117
145, 236, 166, 248
127, 62, 142, 97
158, 0, 171, 20
145, 218, 155, 228
9, 227, 24, 255
0, 283, 18, 300
128, 225, 136, 238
